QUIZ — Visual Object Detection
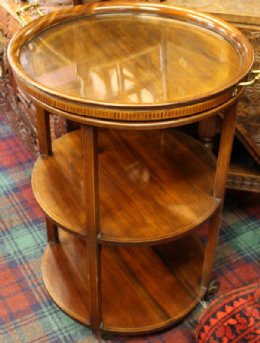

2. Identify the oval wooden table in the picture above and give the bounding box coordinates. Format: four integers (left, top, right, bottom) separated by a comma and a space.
7, 2, 254, 336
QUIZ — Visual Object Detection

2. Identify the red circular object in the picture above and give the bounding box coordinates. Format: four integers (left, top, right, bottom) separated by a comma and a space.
196, 284, 260, 343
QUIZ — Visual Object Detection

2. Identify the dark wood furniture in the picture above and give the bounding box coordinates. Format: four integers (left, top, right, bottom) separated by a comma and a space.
1, 0, 260, 192
0, 0, 143, 151
8, 2, 254, 336
0, 1, 73, 150
168, 0, 260, 191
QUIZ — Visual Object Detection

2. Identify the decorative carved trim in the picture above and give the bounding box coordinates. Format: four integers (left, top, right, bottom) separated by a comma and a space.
227, 172, 260, 193
236, 28, 260, 165
0, 1, 68, 155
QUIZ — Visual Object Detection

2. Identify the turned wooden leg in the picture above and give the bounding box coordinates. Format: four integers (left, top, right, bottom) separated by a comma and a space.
81, 125, 102, 334
198, 116, 218, 151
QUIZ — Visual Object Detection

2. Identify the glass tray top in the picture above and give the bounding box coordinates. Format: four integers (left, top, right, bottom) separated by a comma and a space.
9, 2, 253, 111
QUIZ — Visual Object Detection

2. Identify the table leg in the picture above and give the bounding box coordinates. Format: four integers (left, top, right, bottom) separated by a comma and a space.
46, 217, 59, 244
201, 102, 238, 290
36, 105, 52, 156
201, 208, 221, 290
198, 116, 218, 151
81, 125, 101, 334
36, 105, 59, 243
214, 102, 238, 200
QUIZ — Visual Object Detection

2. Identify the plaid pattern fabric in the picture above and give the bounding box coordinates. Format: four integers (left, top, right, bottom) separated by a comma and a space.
0, 104, 259, 343
0, 108, 95, 342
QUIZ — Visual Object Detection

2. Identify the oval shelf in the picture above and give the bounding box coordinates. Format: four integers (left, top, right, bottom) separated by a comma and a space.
32, 129, 220, 245
42, 230, 205, 334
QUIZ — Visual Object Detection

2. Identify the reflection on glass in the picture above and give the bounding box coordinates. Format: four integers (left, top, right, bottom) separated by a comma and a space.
20, 14, 241, 105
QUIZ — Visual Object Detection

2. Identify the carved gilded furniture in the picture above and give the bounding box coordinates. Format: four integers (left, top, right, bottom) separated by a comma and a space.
8, 2, 254, 336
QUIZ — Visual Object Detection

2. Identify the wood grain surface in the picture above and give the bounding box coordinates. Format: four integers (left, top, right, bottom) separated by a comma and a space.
8, 2, 253, 121
32, 128, 219, 244
42, 230, 205, 333
6, 2, 251, 335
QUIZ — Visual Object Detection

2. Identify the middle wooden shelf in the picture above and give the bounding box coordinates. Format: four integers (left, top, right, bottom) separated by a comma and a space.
32, 128, 220, 245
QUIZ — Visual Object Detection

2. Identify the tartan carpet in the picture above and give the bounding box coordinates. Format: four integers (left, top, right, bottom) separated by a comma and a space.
0, 103, 259, 343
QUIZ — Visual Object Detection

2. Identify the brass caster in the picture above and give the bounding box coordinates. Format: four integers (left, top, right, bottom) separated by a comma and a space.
205, 279, 220, 300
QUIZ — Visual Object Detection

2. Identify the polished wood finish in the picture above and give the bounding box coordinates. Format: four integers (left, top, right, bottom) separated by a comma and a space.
45, 216, 59, 244
167, 0, 260, 192
7, 2, 253, 336
36, 106, 52, 156
1, 1, 259, 193
42, 230, 204, 334
201, 102, 238, 289
8, 3, 253, 121
36, 105, 59, 243
0, 1, 73, 152
32, 129, 219, 244
81, 125, 101, 332
214, 104, 238, 200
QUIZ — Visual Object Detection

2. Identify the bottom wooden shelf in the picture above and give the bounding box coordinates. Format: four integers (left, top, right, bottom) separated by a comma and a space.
42, 230, 205, 334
